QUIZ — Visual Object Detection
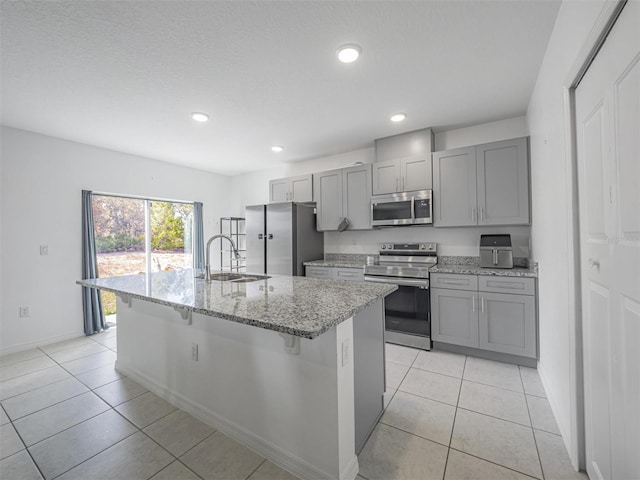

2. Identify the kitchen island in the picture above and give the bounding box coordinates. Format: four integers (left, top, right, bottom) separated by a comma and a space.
78, 270, 395, 480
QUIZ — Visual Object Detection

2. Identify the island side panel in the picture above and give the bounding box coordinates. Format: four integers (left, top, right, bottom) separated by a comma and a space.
115, 297, 357, 480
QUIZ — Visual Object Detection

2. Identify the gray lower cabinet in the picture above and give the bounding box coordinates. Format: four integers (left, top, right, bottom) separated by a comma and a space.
479, 292, 536, 357
306, 265, 364, 281
431, 288, 479, 347
431, 273, 537, 359
314, 164, 371, 231
432, 137, 530, 227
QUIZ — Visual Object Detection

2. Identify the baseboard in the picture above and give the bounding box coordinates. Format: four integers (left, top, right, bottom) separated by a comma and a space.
0, 329, 85, 355
117, 362, 358, 480
537, 360, 573, 454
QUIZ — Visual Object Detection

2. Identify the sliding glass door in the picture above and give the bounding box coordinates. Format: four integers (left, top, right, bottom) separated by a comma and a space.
92, 194, 194, 319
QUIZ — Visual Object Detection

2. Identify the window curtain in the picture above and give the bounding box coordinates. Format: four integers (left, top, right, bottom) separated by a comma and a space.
193, 202, 205, 271
81, 190, 106, 334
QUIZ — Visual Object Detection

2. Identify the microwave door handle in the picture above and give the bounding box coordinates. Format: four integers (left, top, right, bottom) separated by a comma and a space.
411, 196, 415, 219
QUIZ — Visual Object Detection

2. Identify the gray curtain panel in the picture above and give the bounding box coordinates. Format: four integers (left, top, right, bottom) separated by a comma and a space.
193, 202, 205, 271
81, 190, 106, 334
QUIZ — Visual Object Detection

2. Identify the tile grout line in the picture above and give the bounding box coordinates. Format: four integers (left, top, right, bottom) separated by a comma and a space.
447, 446, 542, 480
243, 458, 268, 480
442, 354, 467, 480
520, 366, 546, 480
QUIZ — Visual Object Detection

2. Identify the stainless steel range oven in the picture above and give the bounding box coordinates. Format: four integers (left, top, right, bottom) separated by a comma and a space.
364, 242, 437, 350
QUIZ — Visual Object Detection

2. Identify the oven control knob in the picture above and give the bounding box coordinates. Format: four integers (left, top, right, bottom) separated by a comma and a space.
381, 244, 386, 250
387, 244, 393, 250
419, 244, 426, 250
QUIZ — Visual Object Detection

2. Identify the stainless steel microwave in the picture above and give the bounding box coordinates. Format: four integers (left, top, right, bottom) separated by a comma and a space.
371, 190, 433, 226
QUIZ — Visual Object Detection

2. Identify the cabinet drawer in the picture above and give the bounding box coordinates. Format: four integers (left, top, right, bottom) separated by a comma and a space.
430, 273, 478, 291
479, 276, 535, 295
306, 266, 334, 279
335, 268, 364, 281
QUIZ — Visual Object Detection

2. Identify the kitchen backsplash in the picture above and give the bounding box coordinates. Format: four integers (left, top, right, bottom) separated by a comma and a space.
323, 225, 532, 259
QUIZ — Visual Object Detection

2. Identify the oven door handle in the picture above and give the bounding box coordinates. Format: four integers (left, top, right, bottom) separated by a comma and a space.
364, 276, 429, 288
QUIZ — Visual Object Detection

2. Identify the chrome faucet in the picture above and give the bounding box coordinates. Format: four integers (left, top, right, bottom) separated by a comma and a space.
205, 234, 241, 281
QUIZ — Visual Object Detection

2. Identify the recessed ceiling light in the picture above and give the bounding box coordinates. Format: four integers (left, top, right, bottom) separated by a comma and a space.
337, 44, 361, 63
390, 113, 406, 122
271, 145, 284, 152
191, 112, 209, 122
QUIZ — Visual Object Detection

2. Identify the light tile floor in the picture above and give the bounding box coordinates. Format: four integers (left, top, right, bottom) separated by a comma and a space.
0, 331, 587, 480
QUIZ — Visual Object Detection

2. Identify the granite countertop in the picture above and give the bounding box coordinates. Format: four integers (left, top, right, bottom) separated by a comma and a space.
429, 263, 538, 278
304, 259, 367, 269
77, 269, 396, 339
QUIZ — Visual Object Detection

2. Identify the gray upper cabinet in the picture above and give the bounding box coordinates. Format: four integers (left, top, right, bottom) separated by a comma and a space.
432, 146, 477, 226
343, 164, 372, 230
432, 137, 530, 227
476, 138, 530, 225
373, 128, 434, 195
269, 174, 313, 203
314, 169, 343, 231
269, 178, 289, 203
314, 164, 372, 231
372, 160, 400, 195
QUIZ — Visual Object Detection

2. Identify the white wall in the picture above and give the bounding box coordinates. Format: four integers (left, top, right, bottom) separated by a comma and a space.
230, 116, 531, 257
0, 127, 231, 353
526, 0, 608, 467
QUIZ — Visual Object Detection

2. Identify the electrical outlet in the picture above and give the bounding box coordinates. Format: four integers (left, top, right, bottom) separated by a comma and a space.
19, 306, 30, 317
191, 342, 198, 361
39, 245, 49, 256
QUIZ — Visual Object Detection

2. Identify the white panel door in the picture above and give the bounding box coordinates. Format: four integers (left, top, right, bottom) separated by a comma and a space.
576, 3, 640, 480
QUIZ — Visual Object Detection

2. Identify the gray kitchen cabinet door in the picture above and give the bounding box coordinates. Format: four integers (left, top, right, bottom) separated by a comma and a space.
478, 292, 536, 358
476, 138, 530, 225
401, 156, 432, 191
343, 164, 372, 230
431, 288, 479, 348
269, 178, 289, 203
290, 174, 314, 203
372, 159, 400, 195
432, 146, 477, 226
305, 266, 334, 279
313, 169, 343, 231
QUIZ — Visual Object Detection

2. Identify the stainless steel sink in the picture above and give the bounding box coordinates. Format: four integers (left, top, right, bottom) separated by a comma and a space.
197, 272, 271, 283
209, 273, 244, 281
231, 275, 270, 283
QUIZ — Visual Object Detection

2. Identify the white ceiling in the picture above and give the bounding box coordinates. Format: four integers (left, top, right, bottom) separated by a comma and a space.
1, 1, 560, 176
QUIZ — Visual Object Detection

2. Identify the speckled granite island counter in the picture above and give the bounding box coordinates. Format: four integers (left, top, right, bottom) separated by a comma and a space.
77, 268, 394, 339
78, 269, 396, 480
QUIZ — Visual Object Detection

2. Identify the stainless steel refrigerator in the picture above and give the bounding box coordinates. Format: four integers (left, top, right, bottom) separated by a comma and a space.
245, 203, 324, 276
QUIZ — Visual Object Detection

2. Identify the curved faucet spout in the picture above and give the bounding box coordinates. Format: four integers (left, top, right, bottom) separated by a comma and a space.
204, 234, 241, 281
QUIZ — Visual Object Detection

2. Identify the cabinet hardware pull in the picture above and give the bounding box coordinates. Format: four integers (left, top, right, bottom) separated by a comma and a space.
472, 295, 476, 312
481, 296, 485, 313
472, 208, 477, 222
440, 279, 465, 285
480, 207, 485, 222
